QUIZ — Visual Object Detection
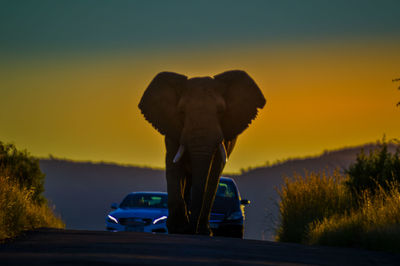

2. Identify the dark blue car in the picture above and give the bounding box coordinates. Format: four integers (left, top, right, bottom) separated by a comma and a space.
210, 177, 250, 238
106, 177, 249, 238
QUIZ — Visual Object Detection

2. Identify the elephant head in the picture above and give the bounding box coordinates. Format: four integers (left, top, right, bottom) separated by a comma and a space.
139, 70, 265, 235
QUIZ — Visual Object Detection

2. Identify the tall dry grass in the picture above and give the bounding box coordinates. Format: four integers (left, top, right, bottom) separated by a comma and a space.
307, 182, 400, 252
275, 171, 400, 252
0, 175, 64, 241
275, 170, 354, 243
275, 142, 400, 252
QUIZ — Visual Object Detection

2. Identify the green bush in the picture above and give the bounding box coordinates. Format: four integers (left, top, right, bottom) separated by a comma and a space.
0, 142, 46, 204
345, 142, 400, 197
275, 170, 353, 243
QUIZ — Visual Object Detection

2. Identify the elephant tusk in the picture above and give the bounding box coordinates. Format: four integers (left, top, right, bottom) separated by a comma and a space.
219, 142, 228, 164
173, 145, 185, 163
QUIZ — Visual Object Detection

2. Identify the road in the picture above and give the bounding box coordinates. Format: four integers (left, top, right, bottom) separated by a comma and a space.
0, 229, 399, 265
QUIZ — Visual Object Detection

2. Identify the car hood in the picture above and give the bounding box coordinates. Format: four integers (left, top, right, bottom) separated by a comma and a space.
108, 208, 168, 220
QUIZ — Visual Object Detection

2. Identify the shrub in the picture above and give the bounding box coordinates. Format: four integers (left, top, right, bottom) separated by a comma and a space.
0, 141, 64, 240
0, 174, 64, 240
275, 170, 353, 243
345, 141, 400, 197
0, 142, 46, 204
275, 142, 400, 252
307, 182, 400, 252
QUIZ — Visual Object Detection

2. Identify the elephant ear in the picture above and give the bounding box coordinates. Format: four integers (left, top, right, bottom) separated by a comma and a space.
214, 70, 266, 141
138, 72, 188, 141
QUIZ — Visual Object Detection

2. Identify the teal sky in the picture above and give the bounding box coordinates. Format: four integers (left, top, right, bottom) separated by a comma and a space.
1, 0, 400, 55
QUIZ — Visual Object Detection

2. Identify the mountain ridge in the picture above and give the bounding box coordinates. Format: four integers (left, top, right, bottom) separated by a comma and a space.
40, 141, 398, 240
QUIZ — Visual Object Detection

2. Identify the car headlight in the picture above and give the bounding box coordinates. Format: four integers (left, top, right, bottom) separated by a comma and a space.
107, 215, 119, 224
153, 216, 167, 224
227, 211, 243, 221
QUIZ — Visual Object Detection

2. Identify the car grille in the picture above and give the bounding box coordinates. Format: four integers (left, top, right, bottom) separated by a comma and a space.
210, 213, 225, 222
119, 217, 152, 226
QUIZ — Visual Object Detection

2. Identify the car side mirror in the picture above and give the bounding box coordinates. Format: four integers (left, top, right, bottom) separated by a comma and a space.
240, 199, 250, 205
111, 203, 118, 209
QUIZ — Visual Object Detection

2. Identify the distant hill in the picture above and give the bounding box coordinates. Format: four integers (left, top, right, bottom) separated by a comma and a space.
40, 142, 398, 240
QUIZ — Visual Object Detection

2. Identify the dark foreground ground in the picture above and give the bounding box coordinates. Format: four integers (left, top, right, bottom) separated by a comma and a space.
0, 229, 399, 266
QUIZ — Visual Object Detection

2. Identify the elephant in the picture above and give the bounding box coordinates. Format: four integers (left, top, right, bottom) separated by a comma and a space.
138, 70, 266, 235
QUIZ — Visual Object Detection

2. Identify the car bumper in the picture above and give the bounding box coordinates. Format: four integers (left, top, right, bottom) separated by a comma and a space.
106, 222, 167, 233
210, 220, 244, 238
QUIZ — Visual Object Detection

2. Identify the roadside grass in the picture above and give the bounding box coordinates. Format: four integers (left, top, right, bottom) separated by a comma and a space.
275, 170, 354, 243
0, 175, 64, 240
276, 171, 400, 252
0, 175, 64, 241
0, 141, 65, 241
307, 182, 400, 252
276, 142, 400, 252
275, 142, 400, 252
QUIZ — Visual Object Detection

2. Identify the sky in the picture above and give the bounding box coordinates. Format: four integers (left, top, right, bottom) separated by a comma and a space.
1, 0, 400, 173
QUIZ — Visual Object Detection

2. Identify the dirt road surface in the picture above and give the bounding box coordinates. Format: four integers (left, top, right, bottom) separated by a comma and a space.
0, 229, 398, 265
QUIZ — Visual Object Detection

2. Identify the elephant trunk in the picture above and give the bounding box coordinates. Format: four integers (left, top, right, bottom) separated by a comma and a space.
189, 153, 213, 233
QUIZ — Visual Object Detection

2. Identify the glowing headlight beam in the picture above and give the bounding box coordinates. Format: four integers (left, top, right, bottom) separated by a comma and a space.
153, 216, 167, 224
107, 215, 118, 224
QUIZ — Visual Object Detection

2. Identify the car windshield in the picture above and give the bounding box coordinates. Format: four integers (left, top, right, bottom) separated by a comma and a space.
211, 180, 239, 214
119, 194, 168, 209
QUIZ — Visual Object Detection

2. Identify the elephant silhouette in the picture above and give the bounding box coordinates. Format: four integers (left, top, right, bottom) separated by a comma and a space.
139, 70, 266, 235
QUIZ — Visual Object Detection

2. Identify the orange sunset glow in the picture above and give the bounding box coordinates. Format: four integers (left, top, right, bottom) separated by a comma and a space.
1, 40, 399, 173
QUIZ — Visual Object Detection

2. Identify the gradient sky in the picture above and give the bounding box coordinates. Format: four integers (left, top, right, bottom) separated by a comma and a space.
1, 1, 400, 173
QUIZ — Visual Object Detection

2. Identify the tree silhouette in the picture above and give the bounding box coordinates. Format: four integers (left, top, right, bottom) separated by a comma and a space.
395, 78, 400, 106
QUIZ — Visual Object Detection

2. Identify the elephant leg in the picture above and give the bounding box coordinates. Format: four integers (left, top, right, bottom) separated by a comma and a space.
165, 138, 190, 234
197, 139, 237, 235
166, 169, 190, 234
